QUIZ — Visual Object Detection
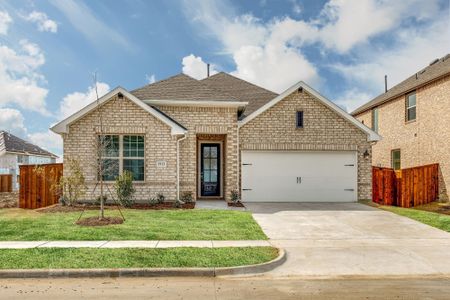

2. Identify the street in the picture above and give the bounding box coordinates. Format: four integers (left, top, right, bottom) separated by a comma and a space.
1, 276, 450, 299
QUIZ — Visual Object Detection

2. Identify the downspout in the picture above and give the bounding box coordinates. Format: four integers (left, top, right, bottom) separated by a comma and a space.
176, 134, 187, 201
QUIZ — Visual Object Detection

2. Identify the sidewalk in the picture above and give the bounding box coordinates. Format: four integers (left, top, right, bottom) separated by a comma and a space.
0, 240, 271, 249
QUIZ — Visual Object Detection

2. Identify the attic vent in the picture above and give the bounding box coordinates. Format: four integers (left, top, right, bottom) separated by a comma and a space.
429, 58, 439, 66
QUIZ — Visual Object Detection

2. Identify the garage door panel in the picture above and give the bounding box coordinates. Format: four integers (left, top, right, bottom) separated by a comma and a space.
241, 151, 357, 202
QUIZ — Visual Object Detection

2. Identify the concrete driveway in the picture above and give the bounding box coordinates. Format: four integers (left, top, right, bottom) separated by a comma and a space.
245, 202, 450, 278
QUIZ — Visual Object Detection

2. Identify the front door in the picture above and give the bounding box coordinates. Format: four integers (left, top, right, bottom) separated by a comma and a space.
200, 143, 221, 197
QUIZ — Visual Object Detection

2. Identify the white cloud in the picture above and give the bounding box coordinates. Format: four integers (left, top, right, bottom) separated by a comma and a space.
182, 54, 218, 80
334, 89, 373, 113
0, 11, 12, 35
145, 74, 156, 84
59, 82, 110, 119
183, 0, 447, 98
331, 17, 450, 99
28, 130, 62, 156
23, 11, 58, 33
0, 40, 49, 115
290, 0, 302, 15
0, 108, 27, 137
50, 0, 135, 51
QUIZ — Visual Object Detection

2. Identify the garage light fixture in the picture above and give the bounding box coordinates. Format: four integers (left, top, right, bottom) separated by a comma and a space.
363, 149, 370, 159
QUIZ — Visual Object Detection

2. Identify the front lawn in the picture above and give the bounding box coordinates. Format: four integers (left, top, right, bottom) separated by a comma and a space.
360, 200, 450, 233
0, 247, 278, 269
0, 209, 266, 241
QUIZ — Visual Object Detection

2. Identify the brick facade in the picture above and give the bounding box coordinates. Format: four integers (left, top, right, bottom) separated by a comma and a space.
355, 74, 450, 201
239, 89, 373, 200
63, 88, 373, 202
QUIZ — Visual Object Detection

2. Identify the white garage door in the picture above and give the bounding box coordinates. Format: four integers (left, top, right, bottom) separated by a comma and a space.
241, 151, 357, 202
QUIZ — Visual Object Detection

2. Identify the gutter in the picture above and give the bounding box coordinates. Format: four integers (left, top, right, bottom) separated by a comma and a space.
176, 134, 187, 201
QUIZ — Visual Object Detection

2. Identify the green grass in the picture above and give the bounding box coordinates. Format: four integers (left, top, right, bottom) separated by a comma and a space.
359, 200, 450, 233
0, 247, 278, 269
0, 209, 267, 241
379, 205, 450, 232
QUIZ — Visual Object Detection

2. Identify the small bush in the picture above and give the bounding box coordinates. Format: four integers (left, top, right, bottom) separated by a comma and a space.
156, 193, 165, 204
180, 191, 194, 203
173, 199, 184, 208
230, 190, 240, 203
114, 171, 135, 208
148, 197, 158, 206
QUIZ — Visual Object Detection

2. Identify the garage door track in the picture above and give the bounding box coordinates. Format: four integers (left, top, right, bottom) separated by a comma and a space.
246, 202, 450, 278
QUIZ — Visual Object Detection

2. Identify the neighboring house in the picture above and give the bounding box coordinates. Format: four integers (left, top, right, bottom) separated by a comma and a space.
0, 131, 58, 190
51, 72, 379, 203
352, 54, 450, 201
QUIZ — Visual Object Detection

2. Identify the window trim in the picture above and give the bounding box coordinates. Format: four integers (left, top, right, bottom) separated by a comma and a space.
296, 111, 304, 128
391, 149, 401, 170
405, 91, 417, 123
371, 107, 379, 133
99, 134, 145, 182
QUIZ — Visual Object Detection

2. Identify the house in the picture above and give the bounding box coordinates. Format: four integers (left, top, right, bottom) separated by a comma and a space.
51, 72, 379, 203
0, 131, 58, 190
352, 54, 450, 201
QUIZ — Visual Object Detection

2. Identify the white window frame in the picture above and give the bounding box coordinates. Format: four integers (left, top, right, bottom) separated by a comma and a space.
99, 134, 145, 182
406, 91, 416, 122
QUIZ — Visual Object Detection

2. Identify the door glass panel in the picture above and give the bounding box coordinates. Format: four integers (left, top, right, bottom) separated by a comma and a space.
204, 147, 210, 158
204, 159, 210, 169
204, 170, 210, 182
210, 147, 217, 158
210, 170, 217, 182
210, 159, 217, 170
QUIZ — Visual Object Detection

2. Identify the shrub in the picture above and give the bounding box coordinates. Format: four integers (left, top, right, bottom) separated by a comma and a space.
172, 199, 184, 208
156, 193, 165, 204
55, 158, 86, 206
180, 191, 193, 203
114, 171, 135, 208
148, 197, 159, 206
230, 189, 240, 203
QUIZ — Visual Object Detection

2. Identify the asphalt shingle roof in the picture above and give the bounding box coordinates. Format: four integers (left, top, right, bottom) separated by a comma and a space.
130, 73, 240, 102
0, 131, 57, 158
201, 72, 278, 117
352, 54, 450, 115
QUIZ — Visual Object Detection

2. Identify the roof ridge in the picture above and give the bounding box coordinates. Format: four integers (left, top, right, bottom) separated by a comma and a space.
130, 73, 190, 94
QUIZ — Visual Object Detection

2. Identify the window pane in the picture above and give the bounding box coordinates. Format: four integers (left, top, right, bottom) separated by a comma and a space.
296, 111, 303, 128
210, 170, 217, 182
123, 159, 144, 181
203, 147, 210, 159
372, 108, 379, 133
123, 135, 144, 157
100, 135, 119, 157
210, 147, 217, 158
407, 93, 416, 107
100, 159, 119, 181
407, 107, 416, 121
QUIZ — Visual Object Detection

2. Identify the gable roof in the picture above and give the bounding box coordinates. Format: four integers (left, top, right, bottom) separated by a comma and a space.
131, 73, 240, 102
0, 131, 57, 158
239, 81, 381, 142
352, 54, 450, 116
51, 87, 187, 135
201, 72, 278, 117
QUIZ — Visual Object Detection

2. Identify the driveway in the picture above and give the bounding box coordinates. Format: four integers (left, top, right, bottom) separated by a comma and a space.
245, 202, 450, 278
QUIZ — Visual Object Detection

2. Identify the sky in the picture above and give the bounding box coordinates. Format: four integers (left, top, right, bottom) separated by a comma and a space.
0, 0, 449, 158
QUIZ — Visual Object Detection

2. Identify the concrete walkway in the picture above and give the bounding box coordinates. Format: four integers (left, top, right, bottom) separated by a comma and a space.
245, 202, 450, 278
0, 240, 271, 249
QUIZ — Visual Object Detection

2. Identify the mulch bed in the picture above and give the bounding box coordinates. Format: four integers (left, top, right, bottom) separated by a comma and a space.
37, 202, 195, 213
76, 216, 124, 226
228, 202, 245, 207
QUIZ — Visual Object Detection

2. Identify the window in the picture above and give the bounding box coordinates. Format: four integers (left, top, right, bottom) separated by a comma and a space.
371, 108, 379, 133
99, 135, 144, 181
406, 91, 416, 122
296, 111, 304, 128
391, 149, 401, 170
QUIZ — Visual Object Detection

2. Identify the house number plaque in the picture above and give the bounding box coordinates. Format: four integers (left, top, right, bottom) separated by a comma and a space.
156, 160, 167, 168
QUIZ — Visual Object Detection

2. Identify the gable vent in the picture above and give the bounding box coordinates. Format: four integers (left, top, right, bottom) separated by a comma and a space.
429, 58, 439, 66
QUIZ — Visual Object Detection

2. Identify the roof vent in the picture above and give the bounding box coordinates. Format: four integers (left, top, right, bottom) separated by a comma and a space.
429, 58, 439, 66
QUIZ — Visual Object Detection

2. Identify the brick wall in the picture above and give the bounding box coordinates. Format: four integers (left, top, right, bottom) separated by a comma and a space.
156, 105, 239, 201
63, 95, 178, 202
355, 74, 450, 201
240, 89, 373, 200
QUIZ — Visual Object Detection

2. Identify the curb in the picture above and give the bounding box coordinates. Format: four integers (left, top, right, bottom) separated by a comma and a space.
0, 248, 286, 279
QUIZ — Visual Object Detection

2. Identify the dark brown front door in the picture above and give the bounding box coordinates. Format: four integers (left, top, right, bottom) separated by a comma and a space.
200, 143, 221, 197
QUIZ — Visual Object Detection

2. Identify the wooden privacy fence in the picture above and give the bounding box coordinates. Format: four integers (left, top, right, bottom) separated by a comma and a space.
373, 163, 439, 208
0, 174, 12, 192
19, 163, 63, 209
